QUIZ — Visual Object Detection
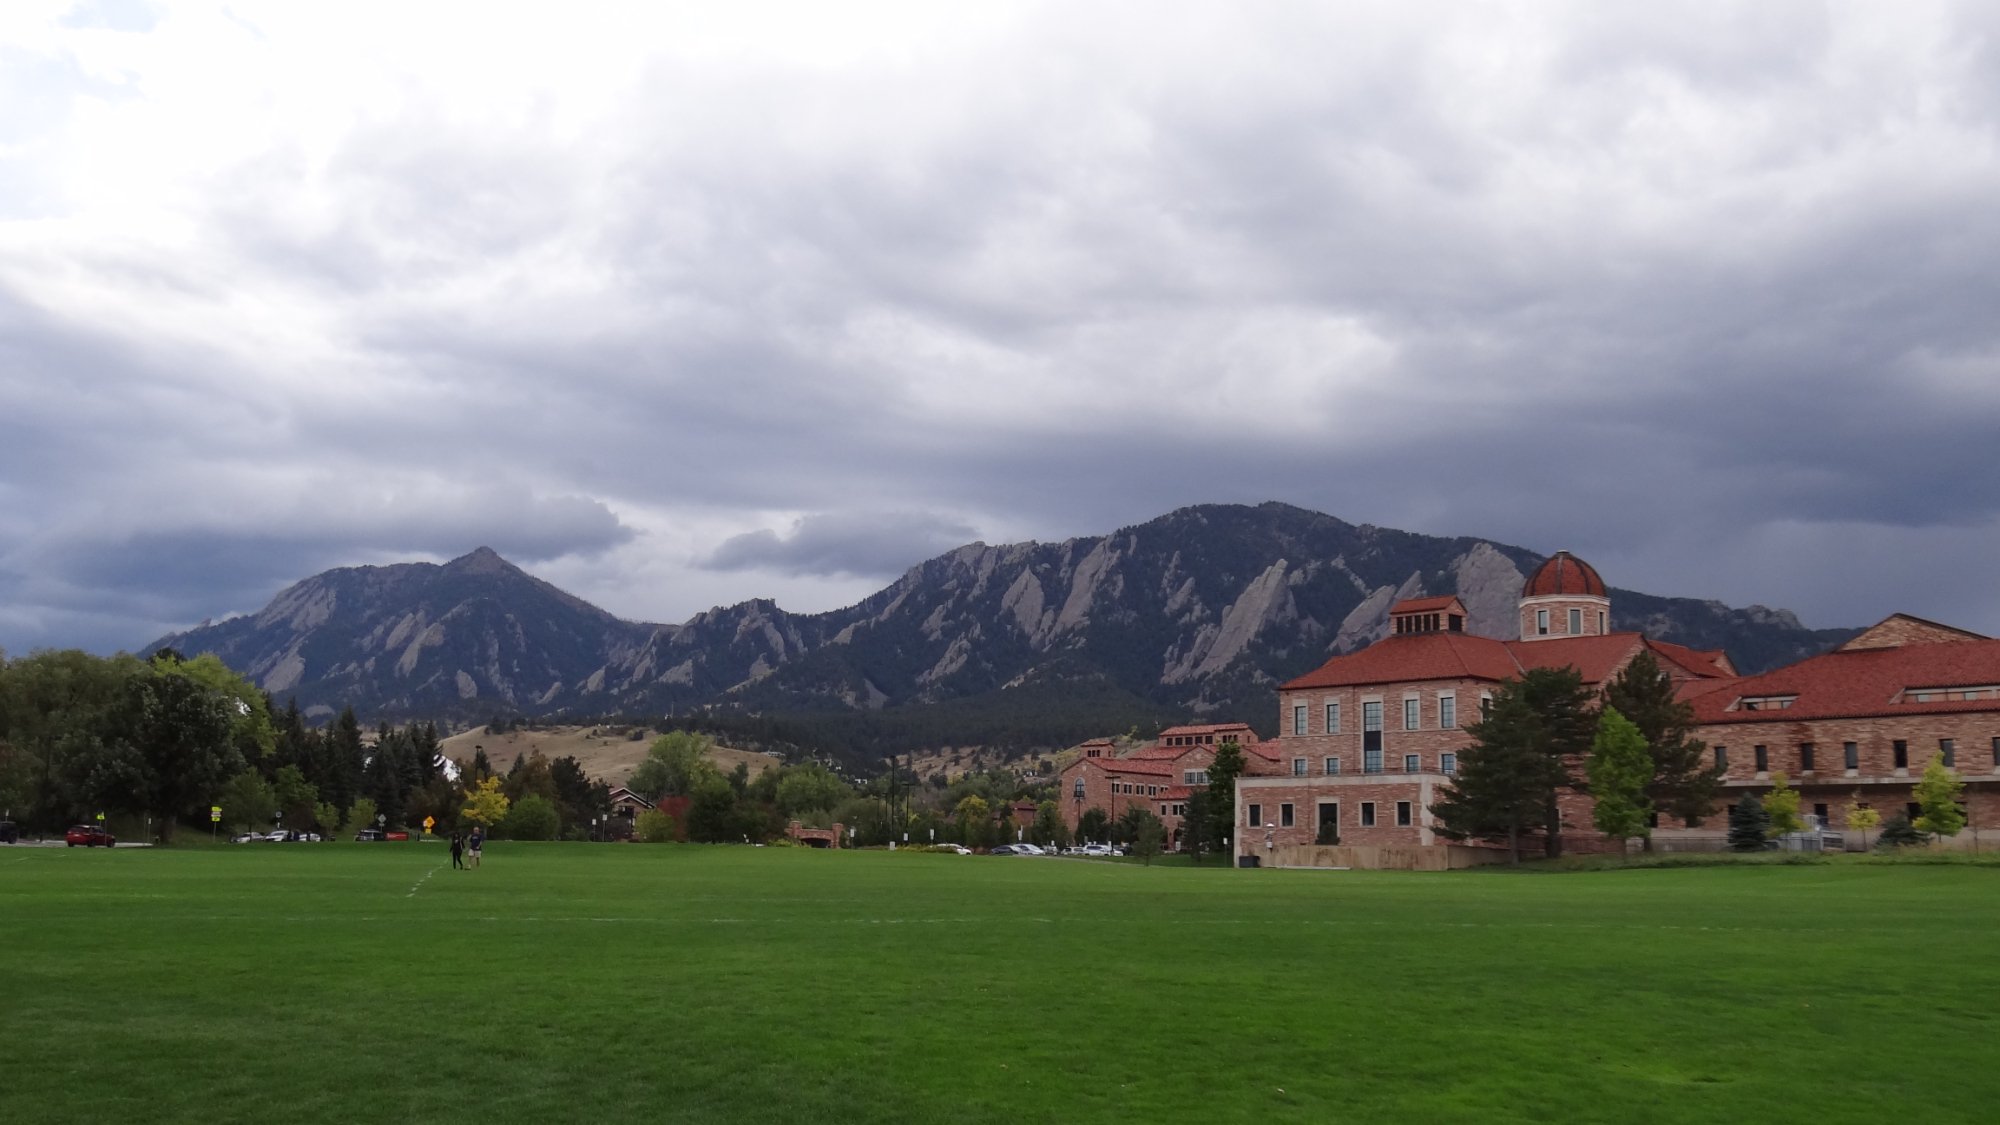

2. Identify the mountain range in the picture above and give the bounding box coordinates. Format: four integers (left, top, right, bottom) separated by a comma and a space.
146, 503, 1855, 744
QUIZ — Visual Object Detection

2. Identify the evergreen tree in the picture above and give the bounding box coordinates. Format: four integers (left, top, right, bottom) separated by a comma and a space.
1603, 650, 1724, 838
323, 708, 366, 815
1875, 813, 1928, 849
1727, 793, 1770, 852
1183, 791, 1213, 862
1077, 806, 1111, 845
1912, 756, 1966, 840
1585, 707, 1653, 846
363, 727, 408, 829
1430, 671, 1584, 863
1203, 739, 1248, 857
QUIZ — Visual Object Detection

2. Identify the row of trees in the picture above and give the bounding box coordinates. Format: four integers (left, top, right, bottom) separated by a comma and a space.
1429, 653, 1724, 862
0, 648, 614, 842
1725, 755, 1970, 852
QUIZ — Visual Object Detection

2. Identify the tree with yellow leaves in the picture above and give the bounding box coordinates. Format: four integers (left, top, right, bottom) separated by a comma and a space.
461, 776, 511, 829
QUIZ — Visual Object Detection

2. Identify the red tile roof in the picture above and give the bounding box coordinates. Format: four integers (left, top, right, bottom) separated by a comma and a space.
1086, 758, 1178, 777
1513, 634, 1649, 684
1282, 631, 1525, 690
1691, 636, 2000, 725
1284, 632, 1735, 692
1523, 552, 1607, 597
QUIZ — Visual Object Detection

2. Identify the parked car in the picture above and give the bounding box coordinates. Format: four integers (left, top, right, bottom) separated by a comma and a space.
353, 828, 387, 842
1080, 843, 1114, 857
1014, 843, 1046, 855
262, 830, 291, 843
937, 844, 972, 854
65, 825, 116, 847
989, 845, 1019, 856
230, 831, 261, 843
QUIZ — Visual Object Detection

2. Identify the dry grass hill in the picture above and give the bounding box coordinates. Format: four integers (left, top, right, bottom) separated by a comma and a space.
438, 724, 780, 786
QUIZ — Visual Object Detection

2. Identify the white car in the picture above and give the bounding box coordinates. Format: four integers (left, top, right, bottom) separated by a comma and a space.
937, 844, 972, 855
1014, 843, 1047, 856
1080, 843, 1114, 857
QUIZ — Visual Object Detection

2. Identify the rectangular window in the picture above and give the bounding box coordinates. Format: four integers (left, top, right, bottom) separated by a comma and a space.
1360, 802, 1376, 827
1404, 698, 1420, 730
1754, 745, 1768, 772
1324, 757, 1340, 775
1812, 803, 1829, 826
1325, 702, 1340, 734
1441, 752, 1457, 775
1318, 802, 1338, 833
1248, 804, 1262, 827
1363, 701, 1383, 771
1293, 704, 1307, 735
1941, 738, 1956, 767
1439, 695, 1456, 730
1396, 801, 1412, 827
1480, 694, 1492, 718
1537, 608, 1549, 635
1599, 610, 1606, 633
1844, 741, 1859, 770
1280, 803, 1295, 828
1993, 737, 2000, 768
1893, 740, 1909, 769
1292, 758, 1307, 777
1799, 743, 1815, 772
1183, 770, 1208, 786
1404, 753, 1420, 773
1715, 746, 1727, 770
1073, 778, 1085, 800
1568, 607, 1582, 634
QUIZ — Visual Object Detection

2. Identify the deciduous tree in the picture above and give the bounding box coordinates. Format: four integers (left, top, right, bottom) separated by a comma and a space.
501, 794, 559, 841
1761, 771, 1804, 837
1844, 797, 1881, 850
1913, 756, 1965, 840
1076, 806, 1110, 845
1585, 707, 1652, 847
460, 777, 510, 828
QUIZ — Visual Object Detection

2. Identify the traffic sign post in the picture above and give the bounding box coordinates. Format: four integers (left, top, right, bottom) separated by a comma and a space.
422, 815, 435, 835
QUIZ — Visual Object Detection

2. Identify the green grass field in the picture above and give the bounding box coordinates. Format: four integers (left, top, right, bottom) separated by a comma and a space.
4, 844, 1996, 1125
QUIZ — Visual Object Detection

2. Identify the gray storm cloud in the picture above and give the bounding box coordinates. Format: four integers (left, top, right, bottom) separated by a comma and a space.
1, 1, 1998, 655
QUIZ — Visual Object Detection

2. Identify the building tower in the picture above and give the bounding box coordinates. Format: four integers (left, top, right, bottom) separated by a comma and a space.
1518, 551, 1610, 641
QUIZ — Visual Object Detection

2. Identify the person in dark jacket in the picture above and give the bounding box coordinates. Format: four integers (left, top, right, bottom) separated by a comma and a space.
449, 832, 465, 870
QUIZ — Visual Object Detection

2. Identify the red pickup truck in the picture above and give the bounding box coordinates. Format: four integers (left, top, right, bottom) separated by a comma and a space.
65, 825, 116, 847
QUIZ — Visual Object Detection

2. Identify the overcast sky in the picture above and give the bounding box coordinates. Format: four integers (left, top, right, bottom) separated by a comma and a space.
4, 0, 1999, 657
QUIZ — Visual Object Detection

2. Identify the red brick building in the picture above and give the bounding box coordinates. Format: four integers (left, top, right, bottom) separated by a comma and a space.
1691, 614, 2000, 844
1235, 552, 2000, 863
1059, 723, 1279, 847
1235, 553, 1737, 860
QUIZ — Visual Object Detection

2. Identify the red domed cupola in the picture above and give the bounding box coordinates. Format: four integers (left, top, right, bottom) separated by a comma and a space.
1519, 551, 1611, 641
1522, 551, 1607, 598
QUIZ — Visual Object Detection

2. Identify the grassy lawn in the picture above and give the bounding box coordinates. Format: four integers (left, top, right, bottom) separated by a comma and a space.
3, 844, 1996, 1125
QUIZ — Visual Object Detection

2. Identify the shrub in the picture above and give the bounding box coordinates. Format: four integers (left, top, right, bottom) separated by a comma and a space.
501, 795, 559, 841
1875, 813, 1929, 849
634, 809, 677, 843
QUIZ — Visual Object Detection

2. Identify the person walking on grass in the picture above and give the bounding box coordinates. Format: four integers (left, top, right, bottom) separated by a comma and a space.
468, 826, 484, 868
449, 832, 464, 870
